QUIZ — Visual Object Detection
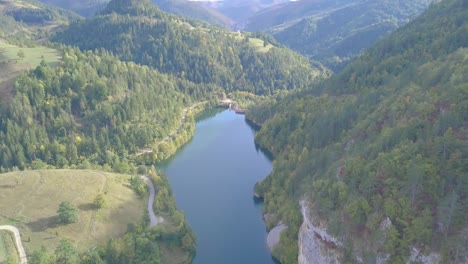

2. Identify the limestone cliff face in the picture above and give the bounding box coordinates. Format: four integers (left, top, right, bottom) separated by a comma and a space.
297, 200, 444, 264
298, 200, 342, 264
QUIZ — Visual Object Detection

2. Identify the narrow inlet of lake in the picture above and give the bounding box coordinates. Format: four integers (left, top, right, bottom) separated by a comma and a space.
162, 109, 276, 264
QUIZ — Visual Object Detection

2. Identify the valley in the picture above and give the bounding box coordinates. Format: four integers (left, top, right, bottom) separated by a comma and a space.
0, 0, 466, 263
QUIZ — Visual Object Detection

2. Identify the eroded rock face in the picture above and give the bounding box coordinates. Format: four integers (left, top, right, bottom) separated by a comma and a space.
407, 248, 441, 264
297, 200, 444, 264
298, 200, 342, 264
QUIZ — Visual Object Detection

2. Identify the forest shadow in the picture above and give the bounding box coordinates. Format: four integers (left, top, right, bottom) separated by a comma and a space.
28, 216, 59, 232
0, 184, 16, 189
78, 203, 95, 211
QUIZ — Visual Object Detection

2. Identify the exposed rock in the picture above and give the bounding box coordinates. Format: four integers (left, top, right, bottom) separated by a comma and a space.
380, 217, 392, 230
375, 217, 392, 263
267, 223, 288, 250
298, 200, 342, 264
407, 247, 442, 264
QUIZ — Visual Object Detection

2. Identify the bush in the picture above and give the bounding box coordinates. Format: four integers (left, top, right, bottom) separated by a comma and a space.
130, 176, 147, 196
57, 201, 78, 224
137, 165, 148, 175
93, 193, 107, 209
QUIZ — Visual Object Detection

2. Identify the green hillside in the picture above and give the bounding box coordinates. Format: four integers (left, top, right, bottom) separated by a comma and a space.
246, 0, 431, 71
247, 0, 467, 262
0, 169, 195, 263
0, 170, 145, 252
38, 0, 233, 26
152, 0, 233, 27
52, 0, 323, 96
37, 0, 108, 16
0, 45, 210, 171
0, 0, 79, 44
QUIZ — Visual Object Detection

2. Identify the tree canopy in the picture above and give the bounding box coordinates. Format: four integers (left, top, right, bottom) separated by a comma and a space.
247, 0, 468, 262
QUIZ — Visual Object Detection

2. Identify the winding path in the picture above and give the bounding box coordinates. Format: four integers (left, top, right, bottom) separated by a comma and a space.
0, 225, 27, 264
141, 176, 164, 227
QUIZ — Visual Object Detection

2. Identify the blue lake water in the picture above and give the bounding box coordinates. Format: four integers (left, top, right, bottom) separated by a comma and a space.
162, 109, 276, 264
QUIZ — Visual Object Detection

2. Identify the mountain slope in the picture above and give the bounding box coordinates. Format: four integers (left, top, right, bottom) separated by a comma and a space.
0, 0, 79, 43
198, 0, 290, 25
53, 0, 323, 95
39, 0, 232, 26
247, 0, 467, 262
152, 0, 233, 27
245, 0, 431, 71
37, 0, 108, 16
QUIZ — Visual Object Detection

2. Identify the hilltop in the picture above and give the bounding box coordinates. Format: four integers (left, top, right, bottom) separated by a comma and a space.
0, 0, 79, 42
53, 0, 324, 95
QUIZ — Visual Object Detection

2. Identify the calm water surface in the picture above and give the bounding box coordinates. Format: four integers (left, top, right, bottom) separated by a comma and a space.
162, 109, 276, 264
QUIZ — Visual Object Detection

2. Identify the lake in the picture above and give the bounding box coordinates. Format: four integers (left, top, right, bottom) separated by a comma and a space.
162, 109, 277, 264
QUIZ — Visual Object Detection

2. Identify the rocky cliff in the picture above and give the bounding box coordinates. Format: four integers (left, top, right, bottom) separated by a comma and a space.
298, 200, 445, 264
298, 200, 342, 264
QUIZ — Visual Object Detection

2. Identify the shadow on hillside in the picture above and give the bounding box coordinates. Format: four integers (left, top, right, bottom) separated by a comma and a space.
27, 216, 59, 232
78, 203, 95, 211
0, 184, 16, 189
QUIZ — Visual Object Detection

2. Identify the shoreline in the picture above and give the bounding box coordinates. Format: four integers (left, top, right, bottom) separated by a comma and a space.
267, 223, 288, 250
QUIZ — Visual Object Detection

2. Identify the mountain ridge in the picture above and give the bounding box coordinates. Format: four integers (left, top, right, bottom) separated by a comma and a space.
245, 0, 432, 71
53, 0, 324, 96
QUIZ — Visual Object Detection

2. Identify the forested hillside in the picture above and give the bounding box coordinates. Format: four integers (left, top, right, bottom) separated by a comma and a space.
245, 0, 431, 71
248, 0, 467, 262
0, 0, 79, 44
53, 0, 323, 95
0, 46, 208, 171
0, 2, 202, 261
37, 0, 108, 16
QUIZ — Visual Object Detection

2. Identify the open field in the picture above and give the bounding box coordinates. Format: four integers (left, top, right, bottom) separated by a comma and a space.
231, 32, 274, 53
0, 40, 61, 99
0, 230, 19, 263
247, 37, 274, 53
0, 170, 146, 254
0, 40, 61, 67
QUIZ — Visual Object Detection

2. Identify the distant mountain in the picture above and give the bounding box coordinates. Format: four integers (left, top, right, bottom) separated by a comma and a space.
0, 0, 79, 42
197, 0, 290, 27
37, 0, 108, 16
245, 0, 432, 71
152, 0, 233, 27
53, 0, 324, 96
38, 0, 233, 27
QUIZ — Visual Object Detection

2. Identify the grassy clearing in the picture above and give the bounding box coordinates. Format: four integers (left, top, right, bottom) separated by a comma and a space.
0, 40, 61, 67
230, 32, 274, 52
0, 170, 146, 254
0, 230, 18, 263
0, 40, 61, 99
247, 37, 274, 52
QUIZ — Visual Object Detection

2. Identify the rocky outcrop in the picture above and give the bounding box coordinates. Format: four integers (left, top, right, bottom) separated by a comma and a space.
298, 200, 342, 264
407, 247, 441, 264
297, 201, 444, 264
